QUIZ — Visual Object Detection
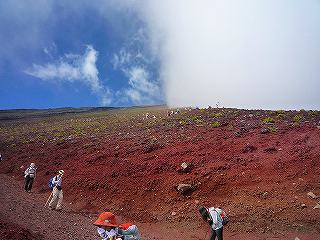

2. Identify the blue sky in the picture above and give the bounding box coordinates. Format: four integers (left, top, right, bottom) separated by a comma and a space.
1, 1, 320, 110
0, 0, 162, 109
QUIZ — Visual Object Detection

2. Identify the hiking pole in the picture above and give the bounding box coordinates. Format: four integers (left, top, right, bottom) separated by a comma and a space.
44, 191, 53, 207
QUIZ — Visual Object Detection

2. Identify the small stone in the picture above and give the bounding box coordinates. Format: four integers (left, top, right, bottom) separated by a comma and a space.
261, 128, 270, 134
171, 211, 177, 216
301, 204, 307, 208
313, 204, 320, 209
307, 192, 318, 199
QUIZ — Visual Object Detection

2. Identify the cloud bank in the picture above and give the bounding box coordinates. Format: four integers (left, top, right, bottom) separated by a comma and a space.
135, 0, 320, 110
25, 45, 112, 105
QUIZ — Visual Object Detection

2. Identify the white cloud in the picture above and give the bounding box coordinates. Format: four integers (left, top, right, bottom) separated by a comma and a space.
124, 88, 142, 103
25, 45, 112, 106
112, 49, 132, 70
115, 66, 161, 105
131, 0, 320, 110
127, 66, 159, 96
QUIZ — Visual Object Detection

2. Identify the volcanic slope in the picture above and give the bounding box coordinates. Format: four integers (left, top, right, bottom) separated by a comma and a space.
0, 106, 319, 239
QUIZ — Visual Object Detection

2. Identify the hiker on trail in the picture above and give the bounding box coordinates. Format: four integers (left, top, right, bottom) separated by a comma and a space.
94, 212, 141, 240
24, 163, 37, 192
199, 206, 229, 240
48, 170, 64, 211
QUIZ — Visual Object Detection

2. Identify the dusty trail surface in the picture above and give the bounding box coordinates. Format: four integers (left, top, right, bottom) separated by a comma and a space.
0, 174, 96, 240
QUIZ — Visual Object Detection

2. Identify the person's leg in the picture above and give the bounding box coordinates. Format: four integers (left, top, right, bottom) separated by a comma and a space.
28, 178, 34, 192
56, 190, 63, 210
49, 188, 58, 209
216, 227, 223, 240
24, 176, 30, 191
210, 229, 217, 240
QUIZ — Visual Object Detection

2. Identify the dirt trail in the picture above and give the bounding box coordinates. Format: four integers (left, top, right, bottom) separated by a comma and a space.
0, 174, 96, 240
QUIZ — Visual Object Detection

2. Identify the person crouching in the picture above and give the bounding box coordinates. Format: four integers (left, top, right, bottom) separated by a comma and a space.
94, 212, 122, 240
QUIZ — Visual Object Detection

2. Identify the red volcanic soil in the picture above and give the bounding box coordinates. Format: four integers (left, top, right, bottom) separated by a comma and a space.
0, 106, 320, 239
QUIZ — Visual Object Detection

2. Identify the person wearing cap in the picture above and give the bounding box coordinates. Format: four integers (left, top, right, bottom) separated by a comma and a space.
199, 206, 224, 240
94, 212, 141, 240
24, 163, 37, 192
94, 212, 121, 240
49, 170, 64, 211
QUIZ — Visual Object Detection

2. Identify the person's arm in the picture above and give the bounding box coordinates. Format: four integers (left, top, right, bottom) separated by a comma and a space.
97, 228, 117, 240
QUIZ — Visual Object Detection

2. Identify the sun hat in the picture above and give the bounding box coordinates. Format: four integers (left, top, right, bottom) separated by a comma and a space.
58, 170, 64, 175
30, 163, 35, 167
94, 212, 118, 227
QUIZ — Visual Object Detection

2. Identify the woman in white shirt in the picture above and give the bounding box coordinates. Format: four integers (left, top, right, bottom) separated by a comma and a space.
24, 163, 37, 192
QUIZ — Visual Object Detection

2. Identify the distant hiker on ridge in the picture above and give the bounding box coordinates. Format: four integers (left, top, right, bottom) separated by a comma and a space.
24, 163, 37, 192
199, 206, 229, 240
48, 170, 64, 211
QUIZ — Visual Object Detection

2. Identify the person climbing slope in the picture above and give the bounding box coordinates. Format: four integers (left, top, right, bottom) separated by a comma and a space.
199, 206, 229, 240
24, 163, 37, 192
48, 170, 64, 211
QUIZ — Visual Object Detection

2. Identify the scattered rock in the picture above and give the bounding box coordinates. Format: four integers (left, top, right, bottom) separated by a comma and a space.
242, 145, 257, 153
235, 127, 248, 137
178, 162, 193, 173
301, 204, 307, 208
313, 204, 320, 209
176, 184, 195, 195
171, 211, 177, 216
307, 192, 318, 199
261, 128, 270, 134
264, 147, 277, 153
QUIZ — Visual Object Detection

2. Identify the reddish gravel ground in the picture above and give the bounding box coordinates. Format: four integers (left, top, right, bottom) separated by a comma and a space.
0, 106, 319, 239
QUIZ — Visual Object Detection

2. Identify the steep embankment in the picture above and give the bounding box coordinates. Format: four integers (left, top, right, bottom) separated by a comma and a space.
0, 107, 319, 239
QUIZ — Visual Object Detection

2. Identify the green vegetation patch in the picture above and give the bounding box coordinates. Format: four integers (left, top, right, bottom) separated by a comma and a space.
293, 115, 303, 122
211, 121, 221, 128
262, 117, 275, 124
211, 113, 223, 118
308, 111, 318, 116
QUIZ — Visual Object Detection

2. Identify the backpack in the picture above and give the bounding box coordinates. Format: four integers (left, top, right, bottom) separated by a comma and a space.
216, 208, 229, 226
118, 223, 141, 240
48, 176, 57, 190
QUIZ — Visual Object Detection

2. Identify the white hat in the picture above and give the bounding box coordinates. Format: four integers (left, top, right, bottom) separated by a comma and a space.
30, 163, 35, 167
58, 170, 64, 175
